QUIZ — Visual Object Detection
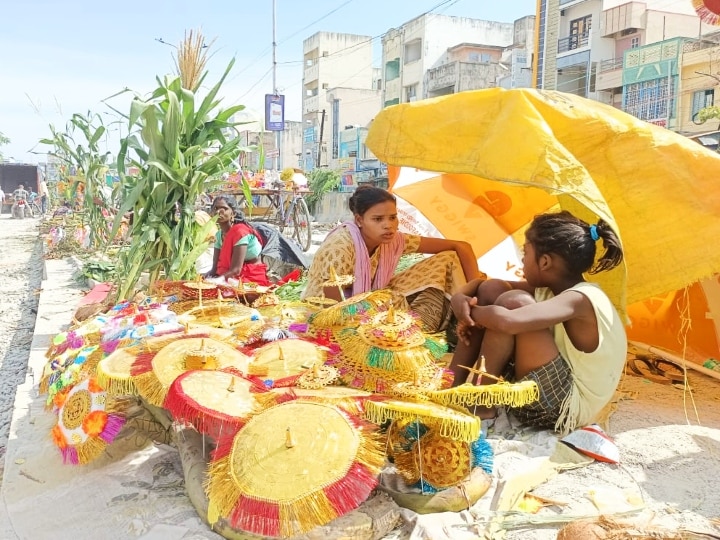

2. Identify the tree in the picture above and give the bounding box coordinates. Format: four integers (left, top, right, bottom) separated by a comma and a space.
110, 31, 247, 300
0, 132, 10, 161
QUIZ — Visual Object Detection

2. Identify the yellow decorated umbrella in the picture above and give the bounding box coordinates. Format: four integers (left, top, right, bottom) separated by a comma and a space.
367, 88, 720, 322
246, 338, 331, 387
334, 304, 448, 392
365, 398, 480, 443
206, 400, 384, 537
308, 289, 393, 330
164, 370, 268, 439
130, 337, 250, 406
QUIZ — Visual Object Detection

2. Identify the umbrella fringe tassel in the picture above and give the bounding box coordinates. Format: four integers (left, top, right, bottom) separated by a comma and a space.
427, 381, 540, 409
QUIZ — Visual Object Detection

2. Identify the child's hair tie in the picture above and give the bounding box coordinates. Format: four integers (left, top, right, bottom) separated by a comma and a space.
590, 224, 600, 242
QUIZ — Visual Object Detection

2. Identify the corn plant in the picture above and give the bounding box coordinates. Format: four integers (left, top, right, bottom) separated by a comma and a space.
110, 57, 249, 301
40, 113, 112, 247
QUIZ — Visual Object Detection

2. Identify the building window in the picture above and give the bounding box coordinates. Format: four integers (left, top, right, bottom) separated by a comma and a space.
469, 52, 480, 62
691, 89, 714, 120
384, 98, 400, 108
405, 84, 418, 102
404, 39, 422, 64
385, 58, 400, 81
630, 36, 640, 48
624, 77, 675, 123
569, 15, 592, 50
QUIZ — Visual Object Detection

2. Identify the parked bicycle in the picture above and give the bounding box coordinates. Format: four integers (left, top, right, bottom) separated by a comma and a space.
226, 182, 312, 251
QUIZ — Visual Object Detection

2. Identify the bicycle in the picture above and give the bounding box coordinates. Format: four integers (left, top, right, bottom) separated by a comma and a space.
239, 183, 313, 251
27, 200, 42, 218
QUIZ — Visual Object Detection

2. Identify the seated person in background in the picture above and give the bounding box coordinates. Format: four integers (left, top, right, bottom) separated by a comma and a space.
449, 211, 626, 435
205, 195, 270, 286
302, 185, 485, 333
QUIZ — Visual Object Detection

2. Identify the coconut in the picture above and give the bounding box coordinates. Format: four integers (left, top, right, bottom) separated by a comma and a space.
556, 519, 608, 540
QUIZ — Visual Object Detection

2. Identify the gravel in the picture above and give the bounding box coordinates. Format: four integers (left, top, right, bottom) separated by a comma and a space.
0, 215, 43, 483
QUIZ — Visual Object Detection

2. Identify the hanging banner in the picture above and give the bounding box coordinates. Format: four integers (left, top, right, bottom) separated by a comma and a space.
265, 94, 285, 131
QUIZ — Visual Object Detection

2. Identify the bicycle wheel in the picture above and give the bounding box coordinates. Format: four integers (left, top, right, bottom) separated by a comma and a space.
288, 197, 312, 251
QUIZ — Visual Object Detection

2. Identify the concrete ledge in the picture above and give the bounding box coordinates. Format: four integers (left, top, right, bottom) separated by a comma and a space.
1, 257, 85, 538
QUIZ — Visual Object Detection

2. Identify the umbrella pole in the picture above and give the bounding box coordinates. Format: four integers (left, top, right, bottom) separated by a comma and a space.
629, 340, 720, 382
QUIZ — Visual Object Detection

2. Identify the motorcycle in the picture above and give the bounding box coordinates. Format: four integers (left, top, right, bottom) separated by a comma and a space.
12, 199, 27, 219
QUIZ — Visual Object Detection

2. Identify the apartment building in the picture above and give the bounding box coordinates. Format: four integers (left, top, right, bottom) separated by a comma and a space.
381, 13, 516, 107
301, 32, 376, 169
595, 1, 712, 108
678, 33, 720, 136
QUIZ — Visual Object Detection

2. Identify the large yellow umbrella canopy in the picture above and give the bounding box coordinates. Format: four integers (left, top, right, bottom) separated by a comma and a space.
366, 88, 720, 317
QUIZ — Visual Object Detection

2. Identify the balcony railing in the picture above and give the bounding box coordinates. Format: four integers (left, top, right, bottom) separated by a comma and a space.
558, 32, 591, 53
599, 58, 623, 73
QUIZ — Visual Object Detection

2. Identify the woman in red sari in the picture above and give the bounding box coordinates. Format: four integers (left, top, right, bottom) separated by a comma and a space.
206, 195, 270, 286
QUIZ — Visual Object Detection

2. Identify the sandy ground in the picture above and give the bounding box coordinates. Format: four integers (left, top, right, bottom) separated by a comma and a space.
1, 213, 720, 539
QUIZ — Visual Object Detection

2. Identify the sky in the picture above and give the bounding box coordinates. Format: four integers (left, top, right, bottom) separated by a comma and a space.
0, 0, 537, 164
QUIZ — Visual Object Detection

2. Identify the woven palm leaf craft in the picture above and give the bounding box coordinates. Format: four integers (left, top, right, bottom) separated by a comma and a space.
365, 398, 480, 443
164, 369, 269, 439
392, 423, 493, 493
129, 336, 250, 406
50, 376, 128, 465
176, 296, 258, 330
307, 289, 393, 330
94, 325, 220, 397
277, 387, 375, 417
322, 265, 355, 301
45, 314, 107, 360
245, 338, 334, 388
205, 399, 385, 538
96, 346, 141, 397
235, 306, 305, 347
44, 345, 103, 409
334, 303, 448, 392
424, 356, 540, 409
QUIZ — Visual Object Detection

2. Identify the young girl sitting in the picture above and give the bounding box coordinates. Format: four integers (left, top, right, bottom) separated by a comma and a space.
448, 211, 626, 434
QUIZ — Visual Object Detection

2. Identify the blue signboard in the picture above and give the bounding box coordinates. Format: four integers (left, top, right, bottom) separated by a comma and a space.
304, 126, 315, 143
265, 94, 285, 131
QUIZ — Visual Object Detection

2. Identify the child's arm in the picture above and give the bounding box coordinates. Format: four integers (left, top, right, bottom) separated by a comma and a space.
469, 289, 593, 335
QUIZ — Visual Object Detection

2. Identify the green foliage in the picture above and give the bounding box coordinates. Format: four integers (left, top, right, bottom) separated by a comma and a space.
0, 131, 9, 161
39, 113, 112, 248
697, 106, 720, 124
305, 168, 341, 213
111, 58, 247, 301
81, 260, 117, 282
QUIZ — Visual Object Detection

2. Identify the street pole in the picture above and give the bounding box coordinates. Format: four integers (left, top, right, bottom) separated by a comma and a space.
272, 0, 282, 171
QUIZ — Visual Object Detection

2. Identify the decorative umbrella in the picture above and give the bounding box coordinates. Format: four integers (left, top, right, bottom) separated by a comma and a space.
365, 398, 481, 443
334, 304, 448, 392
366, 88, 720, 319
322, 266, 355, 301
50, 376, 127, 465
164, 370, 268, 439
391, 424, 493, 493
130, 337, 250, 406
205, 400, 385, 537
44, 345, 102, 409
308, 289, 393, 330
692, 0, 720, 25
246, 338, 332, 388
